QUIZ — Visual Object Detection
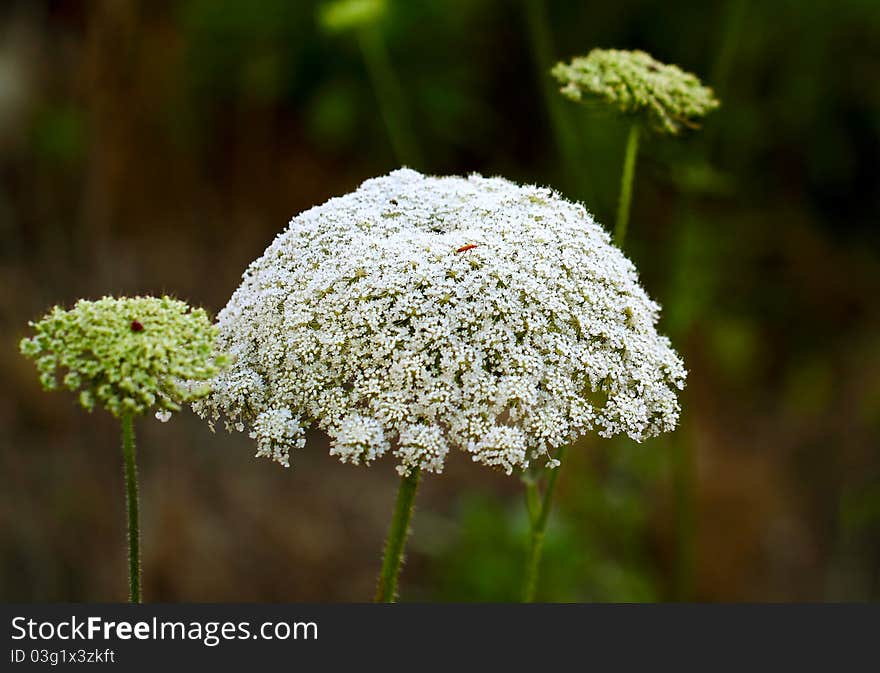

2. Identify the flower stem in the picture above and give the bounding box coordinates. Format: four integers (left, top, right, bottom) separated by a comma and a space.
120, 412, 141, 603
522, 0, 589, 202
522, 445, 566, 602
357, 26, 422, 168
614, 123, 641, 247
375, 469, 421, 602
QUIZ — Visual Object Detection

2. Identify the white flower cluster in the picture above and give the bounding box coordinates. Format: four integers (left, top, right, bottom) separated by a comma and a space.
249, 408, 306, 467
194, 169, 686, 475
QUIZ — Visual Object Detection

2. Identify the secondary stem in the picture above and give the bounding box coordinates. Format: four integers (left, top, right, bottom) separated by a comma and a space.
522, 0, 587, 201
522, 124, 639, 601
614, 123, 641, 247
357, 26, 422, 168
522, 445, 566, 602
375, 469, 421, 602
120, 412, 141, 603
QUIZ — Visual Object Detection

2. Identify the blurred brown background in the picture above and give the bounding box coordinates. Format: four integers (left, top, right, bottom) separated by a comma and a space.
2, 0, 879, 601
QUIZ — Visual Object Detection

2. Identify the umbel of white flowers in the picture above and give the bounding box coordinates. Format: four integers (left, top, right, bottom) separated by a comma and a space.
194, 169, 686, 476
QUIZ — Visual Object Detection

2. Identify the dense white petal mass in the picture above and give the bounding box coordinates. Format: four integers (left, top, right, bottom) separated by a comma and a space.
194, 169, 686, 475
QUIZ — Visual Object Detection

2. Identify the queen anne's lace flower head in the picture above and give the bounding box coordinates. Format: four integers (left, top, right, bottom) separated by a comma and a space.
195, 169, 686, 475
552, 49, 719, 135
20, 296, 228, 419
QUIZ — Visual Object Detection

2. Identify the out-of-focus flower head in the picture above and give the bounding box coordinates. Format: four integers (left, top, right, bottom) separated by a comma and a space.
552, 49, 719, 135
195, 169, 686, 475
318, 0, 387, 33
20, 296, 228, 419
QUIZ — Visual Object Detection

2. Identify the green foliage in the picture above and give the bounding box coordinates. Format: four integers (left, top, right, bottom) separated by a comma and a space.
306, 80, 360, 147
20, 296, 228, 418
423, 485, 659, 602
552, 49, 720, 135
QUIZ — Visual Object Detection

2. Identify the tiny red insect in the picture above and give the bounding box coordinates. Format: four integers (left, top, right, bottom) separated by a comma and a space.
130, 320, 144, 332
455, 244, 478, 253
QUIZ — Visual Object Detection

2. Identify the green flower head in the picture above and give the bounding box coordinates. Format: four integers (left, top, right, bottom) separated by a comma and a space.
552, 49, 720, 135
20, 296, 228, 419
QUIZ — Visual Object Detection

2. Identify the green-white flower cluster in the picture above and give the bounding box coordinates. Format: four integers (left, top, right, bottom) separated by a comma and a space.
552, 49, 719, 135
20, 296, 227, 418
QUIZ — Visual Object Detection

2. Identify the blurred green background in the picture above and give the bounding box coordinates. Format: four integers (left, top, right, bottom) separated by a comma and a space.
2, 0, 879, 602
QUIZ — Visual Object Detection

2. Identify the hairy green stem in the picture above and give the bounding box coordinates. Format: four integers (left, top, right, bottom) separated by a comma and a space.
522, 445, 566, 602
375, 469, 421, 602
120, 412, 141, 603
357, 26, 422, 168
614, 123, 641, 247
521, 122, 638, 603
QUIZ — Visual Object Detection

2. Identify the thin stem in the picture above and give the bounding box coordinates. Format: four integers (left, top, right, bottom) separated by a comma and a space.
614, 123, 641, 247
357, 26, 422, 168
711, 0, 748, 114
522, 0, 589, 201
120, 412, 141, 603
522, 445, 566, 602
375, 469, 421, 602
521, 123, 638, 602
524, 478, 541, 526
